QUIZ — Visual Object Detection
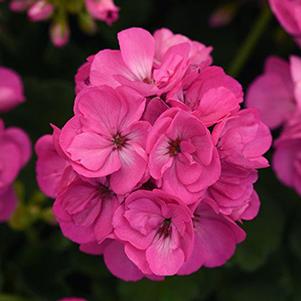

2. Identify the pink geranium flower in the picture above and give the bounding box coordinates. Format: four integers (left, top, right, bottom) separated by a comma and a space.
53, 173, 121, 244
90, 27, 211, 97
0, 67, 25, 112
213, 108, 272, 169
0, 119, 31, 221
60, 86, 150, 194
273, 112, 301, 195
28, 0, 54, 22
208, 162, 260, 221
246, 56, 295, 129
85, 0, 119, 25
269, 0, 301, 45
35, 126, 68, 198
113, 190, 194, 276
179, 201, 245, 275
168, 66, 243, 126
147, 108, 221, 204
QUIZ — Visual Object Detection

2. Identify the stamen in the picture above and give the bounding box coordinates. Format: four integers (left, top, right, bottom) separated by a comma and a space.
168, 139, 181, 156
112, 133, 127, 150
157, 218, 172, 238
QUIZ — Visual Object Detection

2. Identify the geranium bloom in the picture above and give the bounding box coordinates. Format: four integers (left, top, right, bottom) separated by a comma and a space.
0, 119, 31, 221
36, 26, 271, 281
208, 162, 260, 221
60, 86, 150, 194
147, 108, 221, 204
168, 66, 243, 126
179, 201, 245, 275
28, 0, 54, 22
246, 56, 296, 129
90, 27, 212, 97
113, 190, 194, 276
273, 112, 301, 195
35, 126, 68, 198
0, 66, 25, 112
53, 173, 121, 244
269, 0, 301, 45
85, 0, 119, 25
213, 108, 272, 169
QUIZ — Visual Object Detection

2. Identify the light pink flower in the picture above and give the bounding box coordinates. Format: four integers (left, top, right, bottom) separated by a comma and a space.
85, 0, 119, 25
90, 28, 211, 97
0, 119, 31, 221
53, 173, 121, 244
246, 56, 295, 129
147, 108, 221, 204
208, 162, 260, 221
35, 126, 68, 198
168, 66, 243, 126
178, 201, 245, 275
50, 22, 70, 48
75, 55, 95, 94
0, 67, 25, 112
213, 108, 272, 169
273, 112, 301, 195
28, 0, 54, 22
113, 190, 194, 276
60, 86, 150, 194
269, 0, 301, 42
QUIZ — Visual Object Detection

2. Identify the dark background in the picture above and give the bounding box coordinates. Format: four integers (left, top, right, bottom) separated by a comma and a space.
0, 0, 301, 300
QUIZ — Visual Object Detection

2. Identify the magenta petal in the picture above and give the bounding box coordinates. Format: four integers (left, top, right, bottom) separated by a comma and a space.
118, 28, 155, 81
0, 186, 17, 222
103, 240, 145, 281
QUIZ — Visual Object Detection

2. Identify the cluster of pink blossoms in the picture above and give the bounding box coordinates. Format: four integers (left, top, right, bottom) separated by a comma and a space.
247, 55, 301, 195
0, 67, 31, 222
7, 0, 119, 47
36, 27, 271, 280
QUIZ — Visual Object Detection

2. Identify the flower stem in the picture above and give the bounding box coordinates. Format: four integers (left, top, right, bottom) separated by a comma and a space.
228, 5, 272, 77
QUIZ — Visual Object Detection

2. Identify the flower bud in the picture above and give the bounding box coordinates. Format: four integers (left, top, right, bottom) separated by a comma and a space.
28, 0, 54, 22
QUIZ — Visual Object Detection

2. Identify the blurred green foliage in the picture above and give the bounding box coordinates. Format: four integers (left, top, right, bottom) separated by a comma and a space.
0, 0, 301, 300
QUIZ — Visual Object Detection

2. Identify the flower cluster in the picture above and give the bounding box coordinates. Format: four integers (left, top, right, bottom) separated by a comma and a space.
0, 67, 31, 221
7, 0, 119, 47
247, 55, 301, 195
36, 27, 271, 280
269, 0, 301, 46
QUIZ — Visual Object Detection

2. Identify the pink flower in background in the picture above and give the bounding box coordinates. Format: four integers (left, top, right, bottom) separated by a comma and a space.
269, 0, 301, 44
28, 0, 54, 22
50, 21, 70, 48
147, 108, 221, 204
246, 56, 295, 129
9, 0, 119, 47
60, 86, 150, 194
36, 27, 271, 280
179, 202, 245, 275
85, 0, 119, 25
0, 119, 31, 221
113, 190, 194, 276
0, 67, 25, 112
273, 112, 301, 195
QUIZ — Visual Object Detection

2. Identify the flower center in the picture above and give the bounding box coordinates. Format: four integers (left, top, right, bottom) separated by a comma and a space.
157, 218, 172, 238
99, 183, 114, 200
168, 139, 181, 156
112, 133, 127, 150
